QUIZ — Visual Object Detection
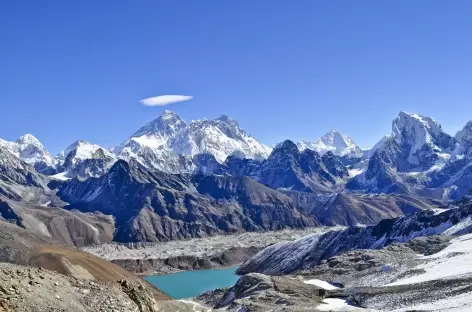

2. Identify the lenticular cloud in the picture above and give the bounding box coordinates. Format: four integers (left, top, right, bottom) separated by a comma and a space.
140, 95, 193, 106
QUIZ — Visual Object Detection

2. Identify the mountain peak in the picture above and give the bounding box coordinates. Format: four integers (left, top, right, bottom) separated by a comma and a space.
16, 134, 42, 146
216, 114, 239, 128
275, 140, 299, 153
392, 111, 450, 150
131, 111, 187, 139
297, 129, 361, 157
161, 110, 179, 119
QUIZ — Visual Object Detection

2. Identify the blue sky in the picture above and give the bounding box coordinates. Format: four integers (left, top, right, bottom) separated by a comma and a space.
2, 1, 472, 154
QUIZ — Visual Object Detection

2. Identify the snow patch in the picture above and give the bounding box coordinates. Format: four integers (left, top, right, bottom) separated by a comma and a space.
304, 279, 339, 290
317, 298, 366, 311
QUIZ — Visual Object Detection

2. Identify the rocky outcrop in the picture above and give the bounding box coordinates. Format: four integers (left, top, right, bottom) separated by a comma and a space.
200, 273, 327, 311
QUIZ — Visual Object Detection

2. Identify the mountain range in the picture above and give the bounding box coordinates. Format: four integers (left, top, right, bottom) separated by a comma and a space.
1, 110, 471, 242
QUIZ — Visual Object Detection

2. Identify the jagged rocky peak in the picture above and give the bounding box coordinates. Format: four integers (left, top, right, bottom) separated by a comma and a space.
392, 111, 457, 162
297, 129, 362, 157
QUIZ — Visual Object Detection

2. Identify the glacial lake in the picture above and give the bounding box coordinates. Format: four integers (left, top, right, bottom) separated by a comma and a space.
144, 265, 240, 299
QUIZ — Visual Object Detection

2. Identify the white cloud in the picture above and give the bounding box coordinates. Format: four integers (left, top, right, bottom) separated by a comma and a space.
140, 95, 193, 106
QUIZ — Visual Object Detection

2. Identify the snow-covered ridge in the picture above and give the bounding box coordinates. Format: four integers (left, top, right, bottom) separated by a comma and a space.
115, 111, 272, 168
297, 129, 362, 157
55, 140, 115, 166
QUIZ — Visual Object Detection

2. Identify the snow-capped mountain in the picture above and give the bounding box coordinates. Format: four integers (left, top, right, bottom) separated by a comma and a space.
54, 140, 116, 179
348, 112, 472, 198
0, 134, 54, 174
297, 129, 362, 157
114, 111, 272, 172
170, 115, 272, 162
256, 140, 348, 193
392, 111, 458, 168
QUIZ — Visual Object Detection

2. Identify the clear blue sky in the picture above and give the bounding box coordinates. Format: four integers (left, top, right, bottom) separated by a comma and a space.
2, 1, 472, 154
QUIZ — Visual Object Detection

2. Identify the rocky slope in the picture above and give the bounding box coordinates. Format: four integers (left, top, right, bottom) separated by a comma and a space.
200, 196, 472, 311
57, 160, 315, 242
0, 262, 161, 312
236, 196, 471, 275
0, 197, 114, 246
0, 219, 169, 298
0, 218, 215, 312
202, 233, 472, 311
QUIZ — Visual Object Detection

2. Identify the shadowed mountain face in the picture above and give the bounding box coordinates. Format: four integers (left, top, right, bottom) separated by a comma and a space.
57, 160, 316, 242
284, 191, 442, 226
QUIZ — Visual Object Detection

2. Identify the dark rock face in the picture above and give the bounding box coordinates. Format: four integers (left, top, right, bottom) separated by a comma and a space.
57, 160, 316, 243
321, 152, 349, 179
256, 140, 345, 193
224, 156, 262, 178
191, 140, 349, 194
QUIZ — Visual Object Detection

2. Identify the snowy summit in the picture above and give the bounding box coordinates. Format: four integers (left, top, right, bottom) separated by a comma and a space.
297, 129, 362, 157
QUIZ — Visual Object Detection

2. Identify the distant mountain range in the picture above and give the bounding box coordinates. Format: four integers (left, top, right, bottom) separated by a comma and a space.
1, 110, 471, 242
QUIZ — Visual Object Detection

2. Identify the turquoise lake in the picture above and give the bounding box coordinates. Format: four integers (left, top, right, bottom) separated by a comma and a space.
144, 265, 240, 299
